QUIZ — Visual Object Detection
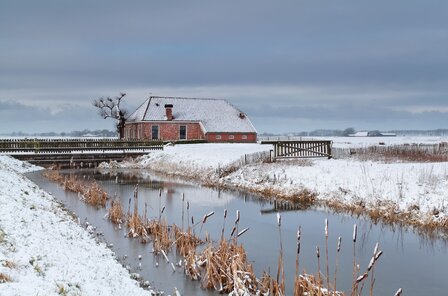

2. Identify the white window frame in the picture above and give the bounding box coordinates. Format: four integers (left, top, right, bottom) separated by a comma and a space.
229, 135, 234, 140
216, 134, 221, 140
242, 134, 247, 140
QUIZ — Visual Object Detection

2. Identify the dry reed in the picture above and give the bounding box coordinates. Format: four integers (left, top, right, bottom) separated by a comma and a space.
108, 198, 124, 224
1, 260, 16, 269
0, 273, 11, 283
43, 169, 108, 207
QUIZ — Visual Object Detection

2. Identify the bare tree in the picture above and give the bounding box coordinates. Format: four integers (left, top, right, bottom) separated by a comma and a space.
93, 92, 128, 138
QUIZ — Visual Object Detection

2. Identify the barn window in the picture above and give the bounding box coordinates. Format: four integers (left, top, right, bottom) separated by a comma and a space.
179, 125, 187, 140
229, 135, 234, 140
152, 125, 159, 140
242, 135, 247, 140
216, 135, 221, 140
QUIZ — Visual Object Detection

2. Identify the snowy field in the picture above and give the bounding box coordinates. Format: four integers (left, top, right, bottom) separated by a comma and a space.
0, 156, 152, 295
110, 138, 448, 230
262, 136, 448, 148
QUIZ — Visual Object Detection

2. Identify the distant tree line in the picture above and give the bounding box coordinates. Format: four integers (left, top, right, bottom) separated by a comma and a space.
260, 128, 448, 137
3, 129, 118, 137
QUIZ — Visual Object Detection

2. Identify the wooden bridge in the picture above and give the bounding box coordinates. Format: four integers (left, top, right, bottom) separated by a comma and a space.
261, 140, 332, 160
0, 138, 163, 168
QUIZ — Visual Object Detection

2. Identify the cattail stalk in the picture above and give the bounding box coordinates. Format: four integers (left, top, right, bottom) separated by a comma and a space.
370, 242, 379, 296
325, 219, 330, 291
221, 209, 227, 241
334, 236, 342, 293
316, 246, 321, 288
199, 211, 214, 237
181, 193, 185, 231
352, 223, 358, 296
276, 213, 285, 295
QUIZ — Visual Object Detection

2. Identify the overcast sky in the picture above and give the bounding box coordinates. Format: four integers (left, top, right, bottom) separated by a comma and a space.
1, 0, 448, 134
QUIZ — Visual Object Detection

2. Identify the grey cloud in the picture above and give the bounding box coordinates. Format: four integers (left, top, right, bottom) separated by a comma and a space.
1, 0, 448, 133
0, 100, 114, 133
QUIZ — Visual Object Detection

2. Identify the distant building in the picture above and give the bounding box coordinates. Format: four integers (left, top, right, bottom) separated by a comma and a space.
124, 96, 257, 142
348, 131, 396, 137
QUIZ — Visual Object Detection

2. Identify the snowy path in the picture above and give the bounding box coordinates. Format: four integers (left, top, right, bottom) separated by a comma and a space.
0, 156, 152, 296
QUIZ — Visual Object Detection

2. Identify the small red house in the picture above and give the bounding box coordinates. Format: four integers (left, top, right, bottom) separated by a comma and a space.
124, 96, 257, 142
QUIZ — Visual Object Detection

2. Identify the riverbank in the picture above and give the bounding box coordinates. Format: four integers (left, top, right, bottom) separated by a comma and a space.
105, 143, 448, 235
0, 156, 153, 295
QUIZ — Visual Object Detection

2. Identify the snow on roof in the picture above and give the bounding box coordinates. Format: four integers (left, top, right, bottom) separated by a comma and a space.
127, 96, 257, 133
349, 131, 369, 137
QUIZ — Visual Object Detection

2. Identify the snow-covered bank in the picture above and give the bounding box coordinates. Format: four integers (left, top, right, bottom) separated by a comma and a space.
0, 156, 152, 295
107, 143, 448, 232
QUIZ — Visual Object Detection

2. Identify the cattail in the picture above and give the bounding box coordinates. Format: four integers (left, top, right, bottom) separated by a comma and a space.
373, 242, 379, 255
394, 288, 403, 296
187, 201, 190, 210
297, 227, 301, 255
277, 213, 281, 227
161, 206, 165, 214
202, 211, 215, 223
325, 218, 328, 237
237, 227, 249, 237
367, 256, 375, 271
161, 249, 169, 262
159, 188, 162, 197
170, 262, 176, 272
374, 250, 383, 261
191, 216, 194, 225
353, 224, 357, 242
230, 226, 237, 237
235, 210, 240, 224
221, 209, 228, 240
316, 246, 320, 258
182, 193, 185, 201
337, 236, 342, 252
356, 272, 368, 283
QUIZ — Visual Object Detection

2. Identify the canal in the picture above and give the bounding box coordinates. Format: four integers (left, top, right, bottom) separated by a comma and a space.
28, 169, 448, 295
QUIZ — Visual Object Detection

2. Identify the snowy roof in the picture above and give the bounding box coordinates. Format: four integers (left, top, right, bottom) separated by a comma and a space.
349, 131, 369, 137
127, 96, 257, 133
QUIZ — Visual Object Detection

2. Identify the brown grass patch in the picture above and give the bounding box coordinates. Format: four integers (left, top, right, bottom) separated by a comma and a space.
108, 198, 124, 224
2, 260, 16, 269
173, 225, 202, 257
43, 169, 108, 207
146, 219, 172, 251
83, 182, 107, 207
348, 145, 448, 163
0, 272, 12, 283
194, 239, 258, 294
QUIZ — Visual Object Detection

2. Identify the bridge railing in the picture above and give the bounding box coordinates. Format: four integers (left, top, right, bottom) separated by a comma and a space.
0, 138, 164, 154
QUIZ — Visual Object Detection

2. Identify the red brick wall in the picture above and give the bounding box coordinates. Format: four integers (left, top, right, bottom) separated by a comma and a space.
206, 133, 257, 143
135, 122, 205, 141
124, 122, 257, 142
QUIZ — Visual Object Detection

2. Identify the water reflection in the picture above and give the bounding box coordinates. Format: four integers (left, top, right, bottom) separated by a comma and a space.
29, 169, 448, 296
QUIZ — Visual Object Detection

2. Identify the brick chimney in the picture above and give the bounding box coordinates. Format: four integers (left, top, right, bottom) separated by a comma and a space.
164, 104, 173, 121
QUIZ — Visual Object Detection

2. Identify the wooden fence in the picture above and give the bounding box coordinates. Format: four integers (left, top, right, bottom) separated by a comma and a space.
0, 138, 163, 153
261, 140, 332, 159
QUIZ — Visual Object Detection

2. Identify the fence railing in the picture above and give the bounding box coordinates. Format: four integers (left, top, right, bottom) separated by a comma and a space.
0, 138, 163, 154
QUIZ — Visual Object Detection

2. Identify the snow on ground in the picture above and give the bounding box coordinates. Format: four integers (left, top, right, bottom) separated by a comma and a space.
0, 156, 152, 296
109, 141, 448, 228
309, 136, 448, 148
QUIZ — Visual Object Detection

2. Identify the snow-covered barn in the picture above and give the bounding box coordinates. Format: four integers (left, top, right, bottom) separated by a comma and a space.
123, 96, 257, 142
